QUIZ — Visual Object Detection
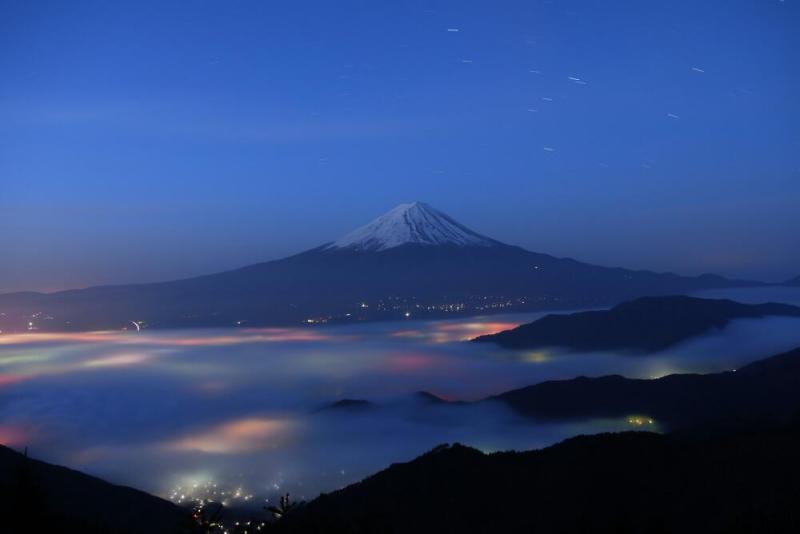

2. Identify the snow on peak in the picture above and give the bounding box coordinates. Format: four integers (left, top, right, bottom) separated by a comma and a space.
327, 202, 498, 251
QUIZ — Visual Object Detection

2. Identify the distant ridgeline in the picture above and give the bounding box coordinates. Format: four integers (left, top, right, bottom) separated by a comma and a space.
326, 345, 800, 434
0, 203, 764, 332
489, 346, 800, 431
474, 295, 800, 352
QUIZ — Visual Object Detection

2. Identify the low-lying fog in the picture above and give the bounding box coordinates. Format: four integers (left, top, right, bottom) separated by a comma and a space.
2, 286, 800, 506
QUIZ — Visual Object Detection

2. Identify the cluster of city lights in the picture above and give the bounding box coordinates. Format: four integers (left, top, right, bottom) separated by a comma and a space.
168, 477, 309, 533
169, 480, 255, 508
626, 416, 655, 427
294, 295, 555, 327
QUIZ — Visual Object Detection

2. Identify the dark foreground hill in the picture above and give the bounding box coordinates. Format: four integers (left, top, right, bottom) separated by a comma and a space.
276, 426, 800, 534
474, 295, 800, 352
0, 446, 192, 533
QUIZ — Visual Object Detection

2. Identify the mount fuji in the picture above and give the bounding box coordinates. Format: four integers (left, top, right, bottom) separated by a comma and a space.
0, 202, 759, 332
326, 202, 499, 251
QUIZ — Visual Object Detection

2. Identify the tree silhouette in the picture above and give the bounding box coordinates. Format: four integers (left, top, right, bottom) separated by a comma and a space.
266, 493, 298, 520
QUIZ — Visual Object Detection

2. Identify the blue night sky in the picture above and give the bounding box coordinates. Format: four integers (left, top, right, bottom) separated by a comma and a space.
1, 0, 798, 293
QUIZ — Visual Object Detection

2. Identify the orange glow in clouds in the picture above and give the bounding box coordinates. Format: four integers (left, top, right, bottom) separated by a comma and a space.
165, 417, 292, 454
160, 329, 338, 346
391, 321, 520, 343
0, 331, 121, 346
436, 321, 520, 338
82, 352, 153, 368
0, 327, 339, 348
0, 374, 30, 387
386, 353, 436, 373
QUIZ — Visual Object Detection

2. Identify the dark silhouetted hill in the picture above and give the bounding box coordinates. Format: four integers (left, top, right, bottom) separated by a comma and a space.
0, 446, 193, 533
316, 398, 374, 412
276, 425, 800, 533
490, 346, 800, 432
474, 295, 800, 352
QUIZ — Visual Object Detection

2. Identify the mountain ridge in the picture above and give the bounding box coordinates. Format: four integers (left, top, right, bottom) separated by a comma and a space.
0, 203, 764, 332
473, 295, 800, 352
275, 424, 800, 533
485, 346, 800, 431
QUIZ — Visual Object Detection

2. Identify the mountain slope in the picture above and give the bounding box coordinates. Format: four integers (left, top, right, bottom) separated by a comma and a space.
473, 295, 800, 352
0, 446, 192, 533
276, 427, 800, 534
0, 203, 759, 332
489, 346, 800, 431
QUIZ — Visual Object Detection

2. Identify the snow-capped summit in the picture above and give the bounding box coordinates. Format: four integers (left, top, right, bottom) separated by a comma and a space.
326, 202, 499, 251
